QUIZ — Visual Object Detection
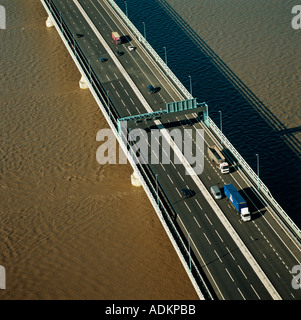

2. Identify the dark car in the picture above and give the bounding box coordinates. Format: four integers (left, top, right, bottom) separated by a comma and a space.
148, 84, 157, 94
181, 188, 193, 198
116, 50, 123, 56
99, 57, 106, 62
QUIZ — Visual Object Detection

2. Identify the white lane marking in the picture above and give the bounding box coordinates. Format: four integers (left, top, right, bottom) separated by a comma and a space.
226, 247, 235, 260
193, 216, 201, 228
195, 199, 203, 210
225, 268, 234, 282
238, 265, 247, 279
251, 285, 261, 300
167, 174, 174, 184
205, 214, 213, 225
184, 201, 192, 213
215, 230, 224, 243
203, 233, 211, 245
214, 250, 222, 263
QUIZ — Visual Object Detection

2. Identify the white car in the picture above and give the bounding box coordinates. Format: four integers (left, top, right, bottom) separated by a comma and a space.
128, 46, 135, 51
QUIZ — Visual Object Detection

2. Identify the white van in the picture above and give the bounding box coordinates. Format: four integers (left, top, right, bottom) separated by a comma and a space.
210, 185, 222, 199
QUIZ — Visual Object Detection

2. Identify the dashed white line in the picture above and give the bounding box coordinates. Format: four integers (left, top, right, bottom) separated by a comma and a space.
152, 149, 158, 159
225, 268, 234, 282
215, 230, 224, 243
203, 232, 211, 245
214, 250, 222, 263
251, 285, 261, 299
193, 216, 201, 228
184, 201, 192, 213
195, 199, 203, 210
226, 247, 235, 260
237, 287, 246, 300
238, 265, 247, 279
205, 213, 213, 225
160, 163, 166, 171
167, 174, 174, 184
178, 171, 184, 182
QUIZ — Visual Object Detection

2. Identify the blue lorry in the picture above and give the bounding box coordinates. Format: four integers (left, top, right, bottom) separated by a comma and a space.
224, 184, 251, 222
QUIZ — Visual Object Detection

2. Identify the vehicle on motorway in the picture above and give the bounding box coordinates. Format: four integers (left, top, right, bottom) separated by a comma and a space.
224, 184, 251, 222
208, 145, 230, 174
128, 46, 135, 51
181, 188, 193, 198
148, 85, 157, 94
112, 31, 121, 44
210, 185, 222, 199
116, 50, 123, 56
99, 57, 106, 62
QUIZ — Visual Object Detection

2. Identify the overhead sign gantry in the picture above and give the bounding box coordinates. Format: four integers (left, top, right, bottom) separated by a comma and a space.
117, 98, 209, 135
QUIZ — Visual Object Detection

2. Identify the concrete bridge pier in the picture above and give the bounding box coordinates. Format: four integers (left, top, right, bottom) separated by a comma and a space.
79, 75, 89, 89
46, 16, 54, 28
131, 170, 142, 187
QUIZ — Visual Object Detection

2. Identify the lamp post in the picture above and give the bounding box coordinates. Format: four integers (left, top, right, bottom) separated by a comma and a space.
256, 153, 260, 190
124, 1, 128, 18
188, 75, 192, 96
142, 21, 146, 41
163, 46, 167, 66
219, 110, 223, 145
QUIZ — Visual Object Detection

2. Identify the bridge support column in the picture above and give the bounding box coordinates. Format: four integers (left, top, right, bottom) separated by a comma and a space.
131, 170, 142, 187
46, 16, 54, 28
79, 75, 89, 89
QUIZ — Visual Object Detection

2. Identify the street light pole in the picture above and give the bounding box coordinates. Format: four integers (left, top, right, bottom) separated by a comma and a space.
188, 75, 192, 96
256, 153, 259, 190
219, 110, 223, 145
142, 21, 146, 41
163, 46, 167, 66
124, 1, 128, 18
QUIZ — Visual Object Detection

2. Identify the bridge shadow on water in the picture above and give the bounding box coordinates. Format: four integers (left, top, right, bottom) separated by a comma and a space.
115, 0, 301, 227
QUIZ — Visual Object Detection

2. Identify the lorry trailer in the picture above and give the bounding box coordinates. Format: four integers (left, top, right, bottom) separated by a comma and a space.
224, 184, 251, 222
208, 145, 229, 174
112, 32, 121, 44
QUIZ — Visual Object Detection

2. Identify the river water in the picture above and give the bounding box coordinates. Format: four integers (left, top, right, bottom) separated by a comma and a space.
0, 0, 300, 299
